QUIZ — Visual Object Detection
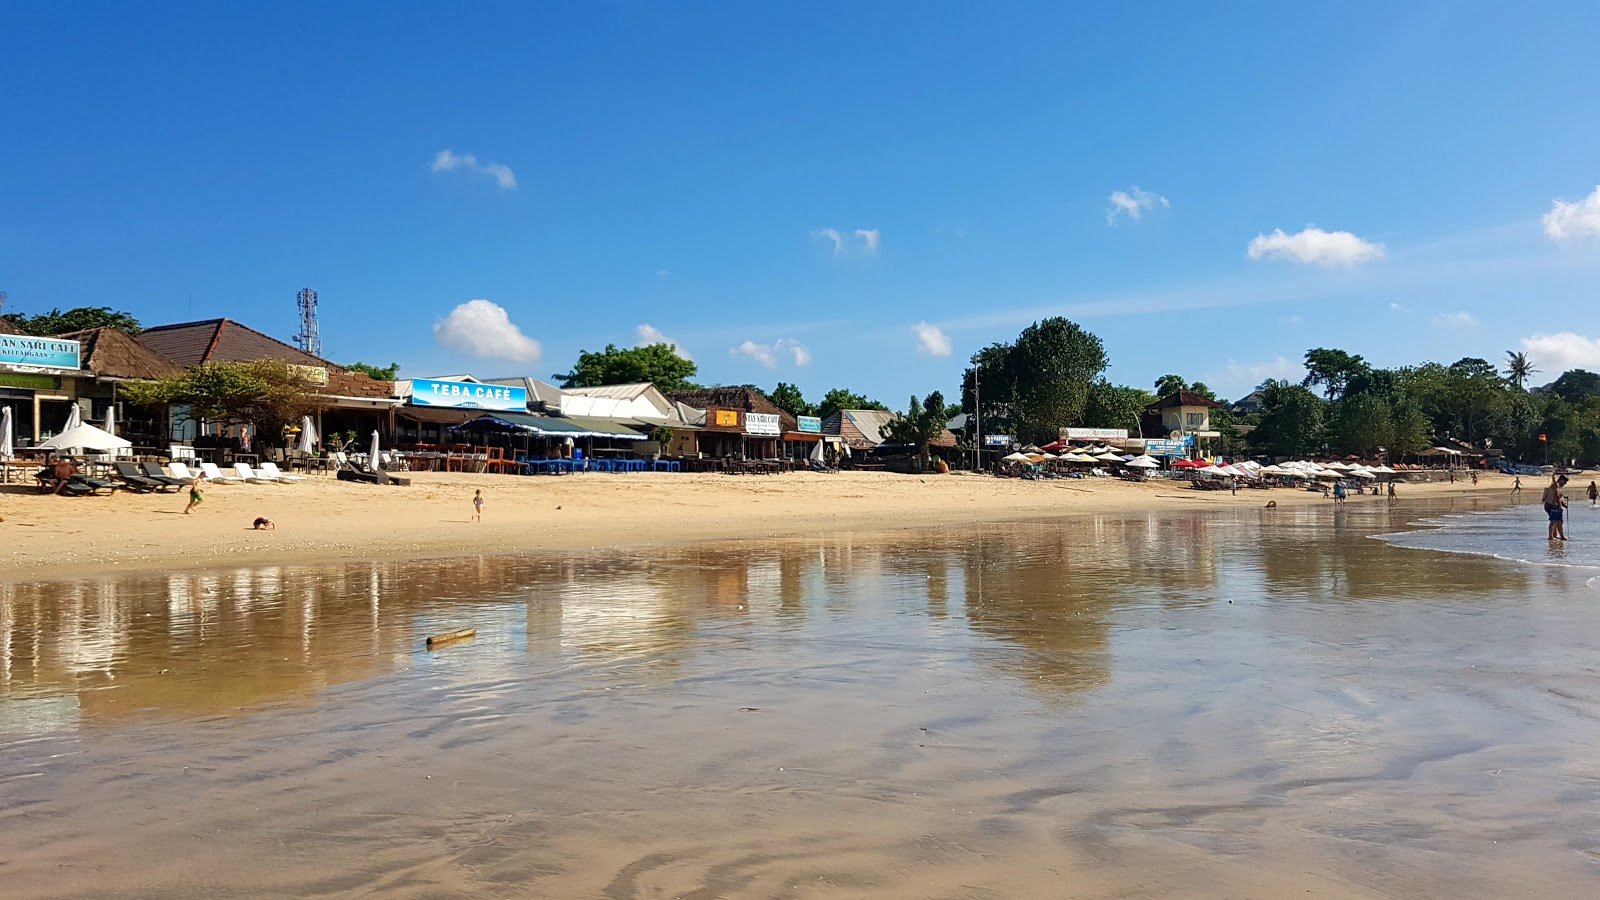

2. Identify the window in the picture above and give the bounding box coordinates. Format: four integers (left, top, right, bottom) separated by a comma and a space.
1184, 411, 1205, 430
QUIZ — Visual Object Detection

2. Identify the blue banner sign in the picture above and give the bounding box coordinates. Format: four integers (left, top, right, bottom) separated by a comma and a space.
796, 415, 822, 434
0, 336, 80, 370
409, 378, 527, 411
1144, 437, 1192, 456
984, 434, 1012, 447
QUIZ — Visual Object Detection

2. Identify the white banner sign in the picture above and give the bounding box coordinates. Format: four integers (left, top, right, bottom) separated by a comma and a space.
1062, 427, 1128, 440
745, 412, 781, 436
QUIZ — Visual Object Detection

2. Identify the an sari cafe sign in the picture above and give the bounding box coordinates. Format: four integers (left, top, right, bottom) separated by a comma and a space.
0, 336, 80, 371
409, 378, 527, 412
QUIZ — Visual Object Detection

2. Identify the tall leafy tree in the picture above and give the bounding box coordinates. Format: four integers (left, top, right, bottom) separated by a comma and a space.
1153, 374, 1187, 397
884, 392, 949, 467
1082, 381, 1154, 433
344, 361, 400, 380
4, 306, 142, 335
1503, 350, 1537, 390
559, 343, 698, 392
1329, 394, 1392, 456
768, 382, 815, 417
1248, 380, 1326, 457
817, 388, 888, 421
122, 360, 319, 447
1545, 369, 1600, 404
1387, 397, 1433, 457
1005, 317, 1108, 443
1301, 348, 1369, 400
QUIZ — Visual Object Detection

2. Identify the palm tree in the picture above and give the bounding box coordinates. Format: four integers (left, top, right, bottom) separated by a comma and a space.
1504, 350, 1538, 390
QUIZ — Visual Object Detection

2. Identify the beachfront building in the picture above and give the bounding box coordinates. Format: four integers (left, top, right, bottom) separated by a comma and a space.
666, 387, 798, 460
1142, 390, 1222, 451
135, 318, 400, 449
54, 327, 186, 452
0, 319, 89, 446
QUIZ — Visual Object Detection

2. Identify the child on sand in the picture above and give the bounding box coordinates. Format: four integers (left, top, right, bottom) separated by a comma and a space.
183, 473, 206, 514
472, 489, 484, 522
1589, 481, 1598, 509
253, 517, 275, 530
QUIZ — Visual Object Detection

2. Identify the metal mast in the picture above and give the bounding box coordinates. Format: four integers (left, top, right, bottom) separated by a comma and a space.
294, 288, 321, 357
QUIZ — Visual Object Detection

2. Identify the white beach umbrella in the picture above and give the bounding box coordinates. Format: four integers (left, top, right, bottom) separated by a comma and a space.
809, 438, 824, 464
64, 403, 82, 432
102, 405, 115, 436
1197, 465, 1227, 476
369, 430, 382, 470
1002, 451, 1031, 462
297, 415, 318, 455
37, 423, 131, 453
1095, 451, 1123, 462
0, 406, 12, 461
1126, 456, 1159, 469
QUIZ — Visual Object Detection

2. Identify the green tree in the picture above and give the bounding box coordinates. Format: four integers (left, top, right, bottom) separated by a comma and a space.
1154, 374, 1187, 397
559, 343, 698, 392
344, 361, 400, 380
884, 392, 948, 468
1329, 394, 1392, 457
817, 388, 887, 421
1006, 317, 1108, 443
1545, 369, 1600, 404
122, 360, 319, 447
1387, 397, 1432, 457
768, 382, 815, 417
1249, 380, 1326, 457
4, 306, 142, 335
1082, 381, 1154, 433
1302, 348, 1369, 400
1503, 351, 1537, 390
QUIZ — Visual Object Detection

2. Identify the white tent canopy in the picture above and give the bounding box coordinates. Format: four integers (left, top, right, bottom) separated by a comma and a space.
36, 423, 131, 453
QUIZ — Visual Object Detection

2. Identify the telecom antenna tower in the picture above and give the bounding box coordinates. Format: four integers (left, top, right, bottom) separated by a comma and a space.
294, 288, 321, 357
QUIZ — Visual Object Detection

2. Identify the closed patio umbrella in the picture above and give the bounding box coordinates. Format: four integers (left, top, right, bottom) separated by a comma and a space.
369, 430, 382, 471
297, 415, 318, 455
102, 406, 115, 436
0, 406, 11, 483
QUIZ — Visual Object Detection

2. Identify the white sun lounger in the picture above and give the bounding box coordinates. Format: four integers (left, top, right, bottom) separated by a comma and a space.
198, 462, 239, 483
169, 462, 197, 481
233, 462, 275, 484
258, 461, 306, 482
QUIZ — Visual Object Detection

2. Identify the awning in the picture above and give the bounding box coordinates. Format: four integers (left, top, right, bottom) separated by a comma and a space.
450, 411, 647, 440
398, 406, 482, 426
783, 431, 822, 442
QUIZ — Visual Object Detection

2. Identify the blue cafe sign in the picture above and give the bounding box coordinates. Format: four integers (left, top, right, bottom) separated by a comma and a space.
409, 378, 527, 412
0, 336, 80, 370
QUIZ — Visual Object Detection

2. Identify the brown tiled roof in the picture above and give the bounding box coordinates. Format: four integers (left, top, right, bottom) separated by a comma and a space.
53, 327, 184, 380
136, 318, 331, 368
666, 387, 797, 432
1147, 390, 1222, 411
323, 370, 394, 399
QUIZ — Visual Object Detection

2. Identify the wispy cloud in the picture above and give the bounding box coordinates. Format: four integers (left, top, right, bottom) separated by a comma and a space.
636, 323, 692, 361
731, 338, 810, 368
1544, 185, 1600, 244
1388, 302, 1407, 312
1106, 187, 1170, 224
431, 149, 517, 190
912, 321, 952, 357
855, 228, 880, 255
1432, 311, 1479, 329
1247, 226, 1385, 266
434, 299, 540, 362
1210, 355, 1305, 392
1521, 332, 1600, 371
812, 227, 845, 256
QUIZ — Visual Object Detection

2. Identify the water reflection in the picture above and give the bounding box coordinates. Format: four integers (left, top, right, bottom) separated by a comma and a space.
0, 502, 1535, 731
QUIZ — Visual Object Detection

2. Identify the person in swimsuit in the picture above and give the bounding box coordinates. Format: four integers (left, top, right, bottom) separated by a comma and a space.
1588, 481, 1598, 509
184, 472, 206, 514
1513, 477, 1522, 496
1332, 481, 1346, 505
472, 489, 484, 522
1543, 476, 1569, 541
253, 517, 275, 530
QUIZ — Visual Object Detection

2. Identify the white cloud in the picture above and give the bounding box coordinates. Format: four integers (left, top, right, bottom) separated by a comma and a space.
812, 227, 845, 255
731, 338, 810, 368
433, 299, 541, 363
1432, 311, 1478, 329
912, 321, 952, 357
855, 228, 880, 255
1106, 187, 1170, 224
1246, 226, 1385, 266
1388, 302, 1407, 312
1520, 332, 1600, 371
1544, 185, 1600, 244
636, 323, 692, 361
1212, 355, 1305, 390
430, 149, 517, 190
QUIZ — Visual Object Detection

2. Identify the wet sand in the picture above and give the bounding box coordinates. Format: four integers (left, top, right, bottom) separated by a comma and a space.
0, 468, 1510, 582
4, 498, 1600, 898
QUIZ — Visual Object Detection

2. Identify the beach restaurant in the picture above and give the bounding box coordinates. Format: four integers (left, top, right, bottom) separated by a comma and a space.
0, 328, 85, 446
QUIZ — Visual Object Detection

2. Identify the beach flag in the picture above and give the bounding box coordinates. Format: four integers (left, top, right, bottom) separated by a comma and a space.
1539, 433, 1548, 442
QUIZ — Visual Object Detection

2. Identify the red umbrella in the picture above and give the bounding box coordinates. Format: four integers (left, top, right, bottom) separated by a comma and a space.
1171, 458, 1200, 468
1040, 440, 1068, 453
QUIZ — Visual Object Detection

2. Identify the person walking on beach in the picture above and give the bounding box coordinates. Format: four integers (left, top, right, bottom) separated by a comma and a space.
1513, 476, 1523, 496
183, 472, 206, 514
472, 488, 484, 522
1472, 471, 1479, 486
1543, 475, 1569, 541
1387, 481, 1397, 501
1588, 481, 1598, 509
1230, 476, 1238, 495
1332, 480, 1347, 506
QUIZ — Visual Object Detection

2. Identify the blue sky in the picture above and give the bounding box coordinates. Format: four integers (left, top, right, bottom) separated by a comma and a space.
5, 2, 1600, 403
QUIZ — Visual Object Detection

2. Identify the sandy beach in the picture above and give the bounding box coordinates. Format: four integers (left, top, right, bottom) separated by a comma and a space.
0, 468, 1515, 582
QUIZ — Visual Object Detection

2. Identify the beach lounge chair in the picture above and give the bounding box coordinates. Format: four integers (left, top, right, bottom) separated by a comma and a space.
198, 462, 239, 483
258, 461, 306, 483
113, 461, 171, 492
168, 462, 197, 481
139, 461, 189, 488
233, 463, 275, 484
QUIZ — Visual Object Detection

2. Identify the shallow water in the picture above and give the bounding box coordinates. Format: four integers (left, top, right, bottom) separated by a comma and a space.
4, 499, 1600, 898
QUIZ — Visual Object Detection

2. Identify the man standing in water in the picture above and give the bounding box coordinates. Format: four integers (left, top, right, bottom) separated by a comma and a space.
1543, 475, 1569, 541
1588, 481, 1598, 509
